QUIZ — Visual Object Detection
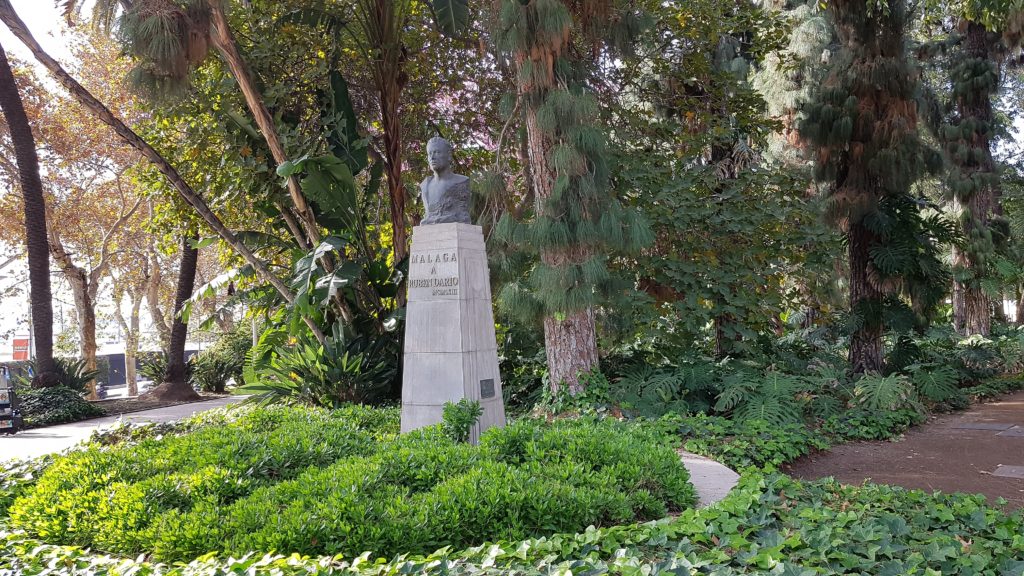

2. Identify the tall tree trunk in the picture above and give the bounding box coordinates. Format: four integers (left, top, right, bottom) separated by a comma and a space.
951, 199, 993, 336
206, 1, 320, 246
0, 42, 57, 387
951, 20, 1000, 337
848, 222, 884, 374
523, 105, 599, 392
145, 249, 171, 351
113, 287, 143, 396
49, 236, 99, 398
75, 287, 98, 398
361, 0, 409, 303
1016, 284, 1024, 325
125, 296, 141, 396
141, 236, 200, 401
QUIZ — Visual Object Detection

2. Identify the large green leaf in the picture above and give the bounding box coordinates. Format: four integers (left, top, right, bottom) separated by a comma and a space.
301, 155, 360, 232
429, 0, 469, 37
325, 71, 368, 175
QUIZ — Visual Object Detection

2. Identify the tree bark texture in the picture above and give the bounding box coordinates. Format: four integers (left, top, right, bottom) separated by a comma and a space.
361, 0, 409, 303
125, 309, 140, 396
1016, 285, 1024, 325
848, 222, 884, 374
523, 105, 600, 392
951, 20, 1000, 337
0, 41, 57, 386
142, 236, 200, 401
48, 232, 99, 397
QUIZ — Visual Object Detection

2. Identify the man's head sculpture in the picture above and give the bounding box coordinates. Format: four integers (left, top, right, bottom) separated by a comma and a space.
420, 136, 471, 225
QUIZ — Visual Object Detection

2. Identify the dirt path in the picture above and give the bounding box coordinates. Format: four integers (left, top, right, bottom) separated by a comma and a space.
784, 391, 1024, 509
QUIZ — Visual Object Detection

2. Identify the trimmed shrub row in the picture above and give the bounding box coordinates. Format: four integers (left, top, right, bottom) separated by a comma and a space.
8, 406, 695, 562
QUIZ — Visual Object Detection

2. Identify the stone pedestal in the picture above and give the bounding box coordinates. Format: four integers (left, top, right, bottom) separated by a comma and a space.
400, 223, 506, 442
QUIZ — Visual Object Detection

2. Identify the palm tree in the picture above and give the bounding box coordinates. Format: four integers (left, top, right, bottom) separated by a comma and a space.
0, 42, 58, 387
800, 0, 941, 373
140, 236, 200, 401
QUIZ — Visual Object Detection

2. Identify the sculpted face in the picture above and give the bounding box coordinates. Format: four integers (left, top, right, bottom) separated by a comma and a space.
427, 139, 453, 172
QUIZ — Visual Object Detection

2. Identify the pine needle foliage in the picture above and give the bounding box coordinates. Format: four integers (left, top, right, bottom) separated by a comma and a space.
799, 0, 944, 373
492, 0, 652, 322
919, 1, 1024, 335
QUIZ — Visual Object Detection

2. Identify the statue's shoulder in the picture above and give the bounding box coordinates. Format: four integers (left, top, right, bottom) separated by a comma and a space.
420, 175, 433, 190
450, 174, 470, 188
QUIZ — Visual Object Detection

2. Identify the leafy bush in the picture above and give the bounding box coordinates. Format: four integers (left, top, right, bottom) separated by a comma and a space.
0, 455, 52, 516
190, 326, 252, 393
18, 387, 105, 428
667, 413, 831, 469
820, 408, 925, 441
7, 407, 694, 562
242, 323, 397, 407
52, 358, 99, 393
138, 352, 168, 383
441, 399, 483, 442
6, 473, 1023, 576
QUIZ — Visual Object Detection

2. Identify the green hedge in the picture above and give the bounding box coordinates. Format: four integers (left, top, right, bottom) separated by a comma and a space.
18, 387, 106, 428
3, 473, 1023, 575
6, 406, 694, 562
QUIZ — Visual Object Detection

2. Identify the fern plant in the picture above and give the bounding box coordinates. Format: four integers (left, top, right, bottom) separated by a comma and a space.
907, 363, 962, 403
713, 369, 808, 425
611, 360, 718, 417
851, 372, 923, 414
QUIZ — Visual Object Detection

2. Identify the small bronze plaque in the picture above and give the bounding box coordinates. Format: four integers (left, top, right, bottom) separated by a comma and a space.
480, 378, 495, 399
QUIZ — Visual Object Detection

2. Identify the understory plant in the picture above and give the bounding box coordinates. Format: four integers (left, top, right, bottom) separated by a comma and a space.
241, 322, 397, 406
16, 387, 105, 428
3, 472, 1023, 575
5, 405, 693, 563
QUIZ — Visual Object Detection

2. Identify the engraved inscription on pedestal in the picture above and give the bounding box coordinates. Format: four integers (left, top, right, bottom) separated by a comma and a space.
409, 251, 460, 299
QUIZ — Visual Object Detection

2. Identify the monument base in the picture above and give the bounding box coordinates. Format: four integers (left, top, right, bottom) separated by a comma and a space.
400, 223, 506, 443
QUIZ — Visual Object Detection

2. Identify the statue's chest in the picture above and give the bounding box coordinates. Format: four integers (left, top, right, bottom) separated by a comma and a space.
425, 181, 447, 207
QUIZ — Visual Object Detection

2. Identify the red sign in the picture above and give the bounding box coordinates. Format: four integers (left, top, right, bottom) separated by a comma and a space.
12, 337, 29, 361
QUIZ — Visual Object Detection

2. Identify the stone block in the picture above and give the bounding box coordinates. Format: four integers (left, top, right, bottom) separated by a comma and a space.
402, 352, 467, 405
401, 223, 506, 439
404, 300, 463, 353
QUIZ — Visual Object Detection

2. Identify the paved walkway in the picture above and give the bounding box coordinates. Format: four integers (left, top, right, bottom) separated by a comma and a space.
0, 396, 244, 462
785, 390, 1024, 509
680, 451, 741, 507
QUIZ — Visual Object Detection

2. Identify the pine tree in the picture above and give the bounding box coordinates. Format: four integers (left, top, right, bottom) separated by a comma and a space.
921, 3, 1024, 336
800, 0, 944, 374
492, 0, 650, 392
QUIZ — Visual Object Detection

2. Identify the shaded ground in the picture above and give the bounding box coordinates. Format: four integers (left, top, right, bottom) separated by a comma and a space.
784, 390, 1024, 509
91, 394, 228, 419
